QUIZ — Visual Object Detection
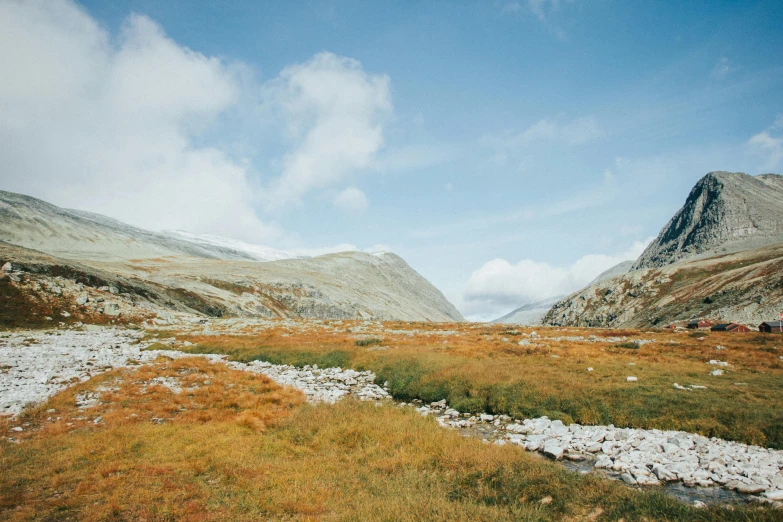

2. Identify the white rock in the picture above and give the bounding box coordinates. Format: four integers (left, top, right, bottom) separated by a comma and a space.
626, 376, 638, 382
542, 441, 564, 460
765, 490, 783, 501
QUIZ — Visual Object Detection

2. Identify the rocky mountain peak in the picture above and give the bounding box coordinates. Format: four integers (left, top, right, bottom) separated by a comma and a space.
632, 171, 783, 270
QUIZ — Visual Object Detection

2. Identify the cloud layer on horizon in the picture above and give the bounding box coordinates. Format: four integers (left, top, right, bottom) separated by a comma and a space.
462, 238, 652, 320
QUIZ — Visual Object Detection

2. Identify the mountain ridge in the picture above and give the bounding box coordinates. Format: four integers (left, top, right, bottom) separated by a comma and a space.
543, 171, 783, 327
0, 190, 463, 322
632, 171, 783, 270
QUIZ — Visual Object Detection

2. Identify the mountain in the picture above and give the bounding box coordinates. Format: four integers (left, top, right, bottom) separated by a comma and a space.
0, 190, 296, 262
0, 190, 463, 323
543, 242, 783, 328
491, 295, 565, 325
162, 230, 303, 262
588, 260, 634, 286
543, 171, 783, 328
632, 172, 783, 270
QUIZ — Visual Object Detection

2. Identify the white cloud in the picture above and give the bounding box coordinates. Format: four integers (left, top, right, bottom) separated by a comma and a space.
333, 187, 369, 212
263, 52, 391, 209
0, 0, 277, 243
711, 57, 737, 80
0, 1, 396, 244
445, 182, 454, 192
462, 239, 652, 319
485, 116, 604, 150
527, 0, 561, 20
748, 117, 783, 170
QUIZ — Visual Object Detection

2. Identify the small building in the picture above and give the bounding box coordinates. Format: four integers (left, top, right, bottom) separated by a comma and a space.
687, 320, 712, 329
711, 323, 751, 333
759, 321, 783, 333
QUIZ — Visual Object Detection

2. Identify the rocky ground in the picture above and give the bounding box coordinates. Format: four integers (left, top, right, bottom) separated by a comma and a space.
544, 242, 783, 328
2, 326, 783, 508
0, 328, 389, 417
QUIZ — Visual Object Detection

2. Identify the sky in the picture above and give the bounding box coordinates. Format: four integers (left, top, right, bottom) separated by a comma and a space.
1, 0, 782, 320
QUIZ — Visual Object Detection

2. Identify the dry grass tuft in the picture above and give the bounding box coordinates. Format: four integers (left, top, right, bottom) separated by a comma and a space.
176, 323, 783, 448
1, 356, 780, 520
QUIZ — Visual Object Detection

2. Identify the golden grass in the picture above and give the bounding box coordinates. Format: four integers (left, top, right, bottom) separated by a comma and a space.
174, 322, 783, 448
2, 357, 779, 521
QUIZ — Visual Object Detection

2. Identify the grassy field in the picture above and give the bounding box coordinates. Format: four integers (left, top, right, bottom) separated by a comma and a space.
2, 356, 780, 521
171, 322, 783, 449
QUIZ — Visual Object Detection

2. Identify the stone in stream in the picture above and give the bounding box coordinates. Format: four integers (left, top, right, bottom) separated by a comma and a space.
542, 440, 564, 460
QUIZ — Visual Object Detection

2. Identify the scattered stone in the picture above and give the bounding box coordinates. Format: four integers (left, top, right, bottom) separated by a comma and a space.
539, 496, 552, 505
1, 262, 12, 272
626, 376, 637, 382
587, 367, 593, 372
5, 327, 783, 504
711, 369, 724, 376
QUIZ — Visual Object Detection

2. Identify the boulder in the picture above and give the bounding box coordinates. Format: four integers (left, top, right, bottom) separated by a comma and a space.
765, 490, 783, 501
542, 441, 564, 460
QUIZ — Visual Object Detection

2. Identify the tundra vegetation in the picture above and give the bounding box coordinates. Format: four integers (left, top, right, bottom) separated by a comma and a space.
177, 322, 783, 450
1, 356, 780, 521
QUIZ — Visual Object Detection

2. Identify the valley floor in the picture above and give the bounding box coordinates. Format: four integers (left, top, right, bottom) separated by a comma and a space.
2, 319, 783, 520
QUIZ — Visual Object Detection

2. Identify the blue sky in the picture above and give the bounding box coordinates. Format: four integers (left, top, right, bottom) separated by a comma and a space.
2, 0, 782, 319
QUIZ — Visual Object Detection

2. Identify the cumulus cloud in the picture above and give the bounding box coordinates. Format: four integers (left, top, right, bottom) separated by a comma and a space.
0, 1, 393, 243
333, 187, 369, 212
263, 52, 391, 209
748, 116, 783, 170
462, 239, 652, 319
749, 133, 783, 170
0, 0, 282, 243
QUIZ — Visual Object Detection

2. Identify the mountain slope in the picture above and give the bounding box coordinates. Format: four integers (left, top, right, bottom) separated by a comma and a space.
0, 190, 294, 262
588, 260, 634, 286
543, 171, 783, 328
162, 230, 303, 262
632, 172, 783, 270
491, 295, 564, 325
0, 190, 463, 322
543, 243, 783, 327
